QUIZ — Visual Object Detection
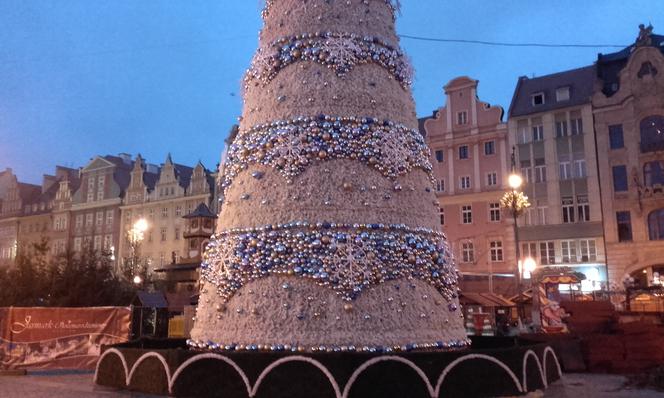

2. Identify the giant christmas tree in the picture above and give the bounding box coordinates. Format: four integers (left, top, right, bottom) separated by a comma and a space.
190, 0, 468, 352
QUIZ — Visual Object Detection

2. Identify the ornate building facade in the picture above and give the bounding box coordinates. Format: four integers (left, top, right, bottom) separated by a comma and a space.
592, 28, 664, 287
119, 154, 215, 273
423, 77, 515, 294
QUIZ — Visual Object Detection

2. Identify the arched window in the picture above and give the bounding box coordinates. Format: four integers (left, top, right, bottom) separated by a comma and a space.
644, 161, 664, 187
648, 209, 664, 240
640, 115, 664, 153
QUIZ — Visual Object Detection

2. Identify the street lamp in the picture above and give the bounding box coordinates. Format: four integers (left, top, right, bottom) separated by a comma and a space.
133, 275, 143, 286
126, 218, 149, 284
501, 147, 530, 293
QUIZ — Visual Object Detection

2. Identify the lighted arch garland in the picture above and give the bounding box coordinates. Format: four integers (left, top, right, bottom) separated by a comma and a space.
246, 32, 413, 89
220, 115, 434, 196
261, 0, 402, 20
200, 222, 460, 304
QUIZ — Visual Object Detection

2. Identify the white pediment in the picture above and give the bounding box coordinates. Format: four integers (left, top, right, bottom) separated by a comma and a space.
82, 157, 115, 172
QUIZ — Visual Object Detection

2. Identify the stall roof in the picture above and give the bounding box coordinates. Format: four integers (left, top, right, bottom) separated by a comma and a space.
461, 292, 515, 307
133, 291, 168, 308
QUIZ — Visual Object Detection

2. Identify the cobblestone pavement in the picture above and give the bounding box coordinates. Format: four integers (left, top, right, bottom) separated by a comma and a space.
1, 372, 663, 397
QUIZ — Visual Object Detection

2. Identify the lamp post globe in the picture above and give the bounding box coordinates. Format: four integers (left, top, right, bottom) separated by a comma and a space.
508, 173, 523, 190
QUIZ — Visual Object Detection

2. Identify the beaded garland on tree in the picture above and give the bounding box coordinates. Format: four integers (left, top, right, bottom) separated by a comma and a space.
219, 115, 433, 196
245, 32, 414, 89
200, 222, 459, 304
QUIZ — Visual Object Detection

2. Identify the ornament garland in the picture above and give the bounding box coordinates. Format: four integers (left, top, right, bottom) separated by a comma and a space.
220, 115, 433, 196
200, 222, 459, 304
245, 32, 413, 89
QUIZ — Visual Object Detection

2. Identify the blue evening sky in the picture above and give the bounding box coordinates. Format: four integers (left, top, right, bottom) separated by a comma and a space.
1, 1, 662, 183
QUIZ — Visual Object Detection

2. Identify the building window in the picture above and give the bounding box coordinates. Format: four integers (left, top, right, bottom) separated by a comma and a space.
520, 161, 532, 183
555, 116, 568, 138
160, 228, 167, 242
460, 176, 471, 190
103, 234, 112, 250
612, 165, 628, 192
457, 111, 468, 125
74, 237, 82, 252
76, 215, 83, 229
532, 123, 544, 142
87, 177, 95, 202
561, 241, 577, 263
93, 235, 102, 251
435, 150, 444, 163
617, 211, 633, 242
436, 179, 445, 192
458, 145, 469, 159
579, 239, 597, 262
96, 211, 104, 226
574, 159, 587, 178
534, 159, 546, 183
644, 161, 664, 187
175, 205, 182, 216
570, 112, 583, 135
484, 141, 495, 156
487, 172, 497, 187
531, 92, 545, 106
85, 213, 93, 227
106, 210, 114, 225
555, 86, 570, 102
640, 115, 664, 153
489, 202, 501, 222
648, 209, 664, 241
562, 197, 575, 223
462, 205, 473, 224
162, 207, 168, 218
517, 120, 530, 144
522, 242, 538, 260
609, 124, 624, 149
439, 207, 445, 225
149, 208, 155, 219
539, 241, 555, 265
559, 161, 572, 180
175, 227, 181, 240
577, 195, 590, 222
490, 241, 504, 262
461, 241, 475, 263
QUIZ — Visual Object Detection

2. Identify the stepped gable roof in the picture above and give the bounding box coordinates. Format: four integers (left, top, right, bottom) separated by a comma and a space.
183, 202, 217, 219
508, 65, 596, 117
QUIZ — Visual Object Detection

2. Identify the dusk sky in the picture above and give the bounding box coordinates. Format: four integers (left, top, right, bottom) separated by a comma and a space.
1, 1, 662, 184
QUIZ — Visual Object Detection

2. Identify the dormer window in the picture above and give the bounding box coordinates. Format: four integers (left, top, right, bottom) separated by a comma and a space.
457, 111, 468, 125
556, 86, 570, 102
531, 92, 545, 106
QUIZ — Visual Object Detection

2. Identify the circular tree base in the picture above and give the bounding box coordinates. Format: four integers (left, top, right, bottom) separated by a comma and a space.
94, 336, 562, 397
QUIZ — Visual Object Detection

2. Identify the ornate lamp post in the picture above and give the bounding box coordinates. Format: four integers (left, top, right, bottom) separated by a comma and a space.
127, 218, 149, 285
501, 148, 530, 293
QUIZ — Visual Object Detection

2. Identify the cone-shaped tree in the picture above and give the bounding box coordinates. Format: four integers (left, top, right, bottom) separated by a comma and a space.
190, 0, 468, 352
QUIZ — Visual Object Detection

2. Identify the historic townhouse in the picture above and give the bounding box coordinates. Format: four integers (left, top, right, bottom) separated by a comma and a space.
119, 154, 215, 272
592, 28, 664, 287
422, 77, 515, 295
0, 170, 40, 266
507, 65, 607, 291
17, 167, 79, 256
70, 154, 133, 265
